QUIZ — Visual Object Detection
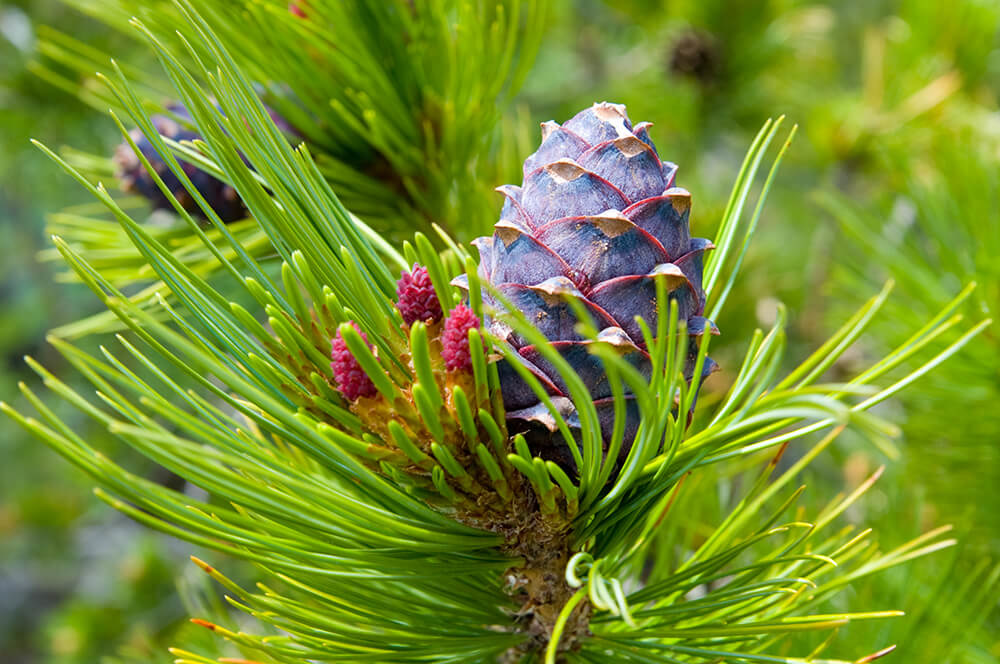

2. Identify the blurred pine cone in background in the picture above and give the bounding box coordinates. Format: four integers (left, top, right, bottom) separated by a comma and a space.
668, 29, 721, 84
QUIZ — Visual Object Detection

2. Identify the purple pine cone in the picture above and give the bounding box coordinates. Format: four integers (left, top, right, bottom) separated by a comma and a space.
466, 102, 718, 473
113, 105, 247, 223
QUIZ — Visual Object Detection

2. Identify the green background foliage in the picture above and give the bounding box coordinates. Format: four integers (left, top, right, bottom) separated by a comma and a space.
0, 4, 198, 661
1, 0, 998, 662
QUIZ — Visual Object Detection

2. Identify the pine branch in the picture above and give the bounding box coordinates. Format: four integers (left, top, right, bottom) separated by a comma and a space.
5, 4, 990, 662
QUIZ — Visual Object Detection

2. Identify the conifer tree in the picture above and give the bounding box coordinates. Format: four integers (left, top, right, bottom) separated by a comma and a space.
5, 1, 990, 662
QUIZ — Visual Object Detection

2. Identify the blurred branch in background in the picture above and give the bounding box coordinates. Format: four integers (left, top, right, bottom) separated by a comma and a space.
27, 0, 548, 338
35, 0, 550, 237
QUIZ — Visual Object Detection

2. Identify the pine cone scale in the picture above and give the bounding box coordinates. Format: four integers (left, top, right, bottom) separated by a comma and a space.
521, 161, 629, 221
622, 193, 690, 257
533, 214, 671, 286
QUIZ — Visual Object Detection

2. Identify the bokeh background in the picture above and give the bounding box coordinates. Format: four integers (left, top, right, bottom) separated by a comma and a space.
2, 0, 999, 662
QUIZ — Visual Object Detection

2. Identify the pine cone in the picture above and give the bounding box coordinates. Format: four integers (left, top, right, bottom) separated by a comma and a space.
468, 102, 718, 472
113, 104, 247, 223
668, 29, 721, 84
